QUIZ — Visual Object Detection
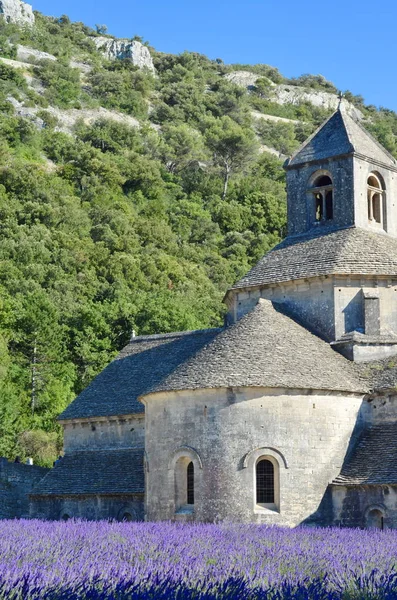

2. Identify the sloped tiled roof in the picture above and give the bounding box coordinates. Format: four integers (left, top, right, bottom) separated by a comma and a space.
287, 108, 397, 168
231, 227, 397, 290
31, 449, 144, 496
145, 299, 366, 397
333, 423, 397, 485
362, 357, 397, 392
59, 328, 221, 420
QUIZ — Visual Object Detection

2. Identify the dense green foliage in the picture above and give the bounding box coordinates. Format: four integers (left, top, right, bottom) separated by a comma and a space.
0, 12, 395, 464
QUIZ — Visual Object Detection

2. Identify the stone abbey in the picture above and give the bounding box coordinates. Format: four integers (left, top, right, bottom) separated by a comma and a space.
14, 104, 397, 528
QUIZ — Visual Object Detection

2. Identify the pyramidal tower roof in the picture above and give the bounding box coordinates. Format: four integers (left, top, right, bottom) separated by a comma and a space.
287, 104, 397, 168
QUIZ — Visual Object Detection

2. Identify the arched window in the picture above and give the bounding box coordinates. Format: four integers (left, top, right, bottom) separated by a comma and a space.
256, 459, 274, 505
61, 513, 70, 521
367, 173, 385, 227
310, 173, 334, 223
174, 456, 195, 512
187, 461, 194, 505
122, 512, 133, 522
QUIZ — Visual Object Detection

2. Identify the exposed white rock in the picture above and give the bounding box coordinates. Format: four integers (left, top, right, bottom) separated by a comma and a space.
70, 59, 92, 75
225, 71, 258, 89
8, 97, 141, 133
91, 37, 155, 73
0, 0, 34, 25
258, 143, 286, 159
17, 45, 56, 63
225, 71, 275, 90
272, 84, 363, 120
251, 110, 300, 124
0, 56, 31, 69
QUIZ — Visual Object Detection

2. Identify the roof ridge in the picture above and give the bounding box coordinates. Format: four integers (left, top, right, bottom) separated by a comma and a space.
66, 448, 144, 455
129, 327, 223, 344
286, 109, 343, 166
340, 108, 397, 165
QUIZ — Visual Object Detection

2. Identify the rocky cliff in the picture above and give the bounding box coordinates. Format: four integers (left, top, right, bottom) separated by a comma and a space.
91, 37, 155, 73
0, 0, 34, 25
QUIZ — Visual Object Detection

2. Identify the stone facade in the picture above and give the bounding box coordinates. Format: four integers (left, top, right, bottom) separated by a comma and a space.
31, 494, 143, 522
143, 387, 365, 526
0, 459, 48, 518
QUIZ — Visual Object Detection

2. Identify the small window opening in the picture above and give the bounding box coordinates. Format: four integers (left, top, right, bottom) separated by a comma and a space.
175, 456, 195, 512
122, 512, 133, 522
366, 508, 385, 530
315, 193, 323, 221
367, 174, 384, 227
256, 459, 274, 504
61, 513, 70, 521
325, 191, 333, 220
310, 174, 333, 224
187, 461, 194, 505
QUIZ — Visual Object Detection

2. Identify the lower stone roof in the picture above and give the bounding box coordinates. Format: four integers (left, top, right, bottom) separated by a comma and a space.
231, 227, 397, 290
59, 328, 221, 420
30, 449, 144, 496
360, 357, 397, 392
333, 423, 397, 486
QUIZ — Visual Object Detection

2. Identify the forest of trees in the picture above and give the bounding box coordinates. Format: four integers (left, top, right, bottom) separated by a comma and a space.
0, 12, 395, 464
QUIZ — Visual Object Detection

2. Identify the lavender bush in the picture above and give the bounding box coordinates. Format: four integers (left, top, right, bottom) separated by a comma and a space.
0, 520, 395, 598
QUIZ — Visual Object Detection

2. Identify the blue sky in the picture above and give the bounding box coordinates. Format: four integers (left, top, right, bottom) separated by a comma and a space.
31, 0, 397, 111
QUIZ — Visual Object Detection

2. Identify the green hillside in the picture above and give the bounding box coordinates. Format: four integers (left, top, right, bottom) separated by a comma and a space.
0, 12, 395, 464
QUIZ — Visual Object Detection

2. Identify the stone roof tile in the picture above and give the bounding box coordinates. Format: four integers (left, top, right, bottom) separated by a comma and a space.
31, 449, 144, 496
144, 299, 366, 397
333, 423, 397, 485
287, 108, 396, 167
59, 328, 221, 420
231, 227, 397, 290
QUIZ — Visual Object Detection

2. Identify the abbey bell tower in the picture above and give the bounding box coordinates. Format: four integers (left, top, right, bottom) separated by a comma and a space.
284, 103, 397, 238
225, 104, 397, 361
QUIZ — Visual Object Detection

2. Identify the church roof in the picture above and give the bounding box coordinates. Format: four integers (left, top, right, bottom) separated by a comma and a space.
286, 107, 397, 168
333, 423, 397, 486
143, 299, 366, 397
231, 226, 397, 291
30, 449, 144, 496
59, 328, 221, 420
363, 356, 397, 392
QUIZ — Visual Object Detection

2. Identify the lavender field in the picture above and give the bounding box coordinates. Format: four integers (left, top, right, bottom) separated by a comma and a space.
0, 520, 395, 598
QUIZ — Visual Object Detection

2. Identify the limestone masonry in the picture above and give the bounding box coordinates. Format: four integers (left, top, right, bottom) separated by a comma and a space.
6, 102, 397, 529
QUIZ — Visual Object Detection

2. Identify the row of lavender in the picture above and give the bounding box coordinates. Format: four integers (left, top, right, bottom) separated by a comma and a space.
0, 520, 395, 598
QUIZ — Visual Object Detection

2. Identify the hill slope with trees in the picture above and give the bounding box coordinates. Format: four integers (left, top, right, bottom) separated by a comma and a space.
0, 11, 395, 464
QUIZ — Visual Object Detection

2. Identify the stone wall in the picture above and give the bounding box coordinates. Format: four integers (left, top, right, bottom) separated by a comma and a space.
331, 484, 397, 528
143, 386, 365, 526
333, 276, 397, 340
353, 157, 397, 237
0, 458, 48, 518
230, 278, 335, 340
30, 494, 144, 521
286, 157, 355, 237
62, 415, 145, 453
228, 274, 397, 350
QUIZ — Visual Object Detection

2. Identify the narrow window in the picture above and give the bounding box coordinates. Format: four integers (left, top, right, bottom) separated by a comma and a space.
367, 174, 384, 226
325, 190, 333, 220
310, 174, 333, 224
315, 193, 323, 221
256, 459, 274, 504
187, 461, 194, 505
